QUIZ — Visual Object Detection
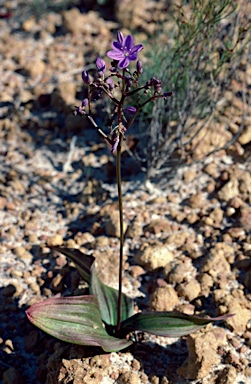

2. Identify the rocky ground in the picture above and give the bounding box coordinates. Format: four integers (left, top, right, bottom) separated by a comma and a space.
1, 1, 251, 384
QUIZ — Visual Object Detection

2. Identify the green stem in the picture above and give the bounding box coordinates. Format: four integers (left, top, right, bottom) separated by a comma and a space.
116, 134, 123, 332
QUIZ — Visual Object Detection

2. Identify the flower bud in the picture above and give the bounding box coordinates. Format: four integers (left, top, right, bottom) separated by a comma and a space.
163, 91, 173, 99
96, 57, 106, 76
136, 60, 143, 74
124, 106, 136, 115
105, 77, 114, 90
82, 70, 91, 84
82, 98, 88, 107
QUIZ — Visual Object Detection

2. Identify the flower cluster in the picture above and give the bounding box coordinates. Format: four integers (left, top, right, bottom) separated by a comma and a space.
75, 31, 173, 153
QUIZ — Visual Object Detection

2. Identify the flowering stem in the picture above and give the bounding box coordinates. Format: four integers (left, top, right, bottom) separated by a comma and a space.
116, 134, 124, 332
82, 112, 113, 145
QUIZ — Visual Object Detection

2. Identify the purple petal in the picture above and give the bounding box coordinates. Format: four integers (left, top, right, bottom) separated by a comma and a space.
118, 57, 130, 69
82, 98, 88, 107
128, 53, 138, 61
117, 31, 124, 44
124, 35, 134, 50
130, 44, 143, 54
111, 137, 119, 153
107, 50, 125, 60
112, 41, 123, 51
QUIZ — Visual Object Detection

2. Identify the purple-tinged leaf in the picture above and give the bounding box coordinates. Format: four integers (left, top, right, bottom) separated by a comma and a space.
50, 247, 95, 283
90, 264, 134, 326
26, 295, 132, 352
120, 312, 234, 338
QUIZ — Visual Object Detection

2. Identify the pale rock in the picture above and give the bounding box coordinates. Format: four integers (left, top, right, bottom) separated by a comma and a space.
149, 285, 179, 311
28, 233, 38, 243
204, 207, 224, 226
238, 124, 251, 145
51, 273, 64, 291
62, 8, 85, 34
164, 231, 189, 248
65, 239, 77, 248
94, 236, 110, 248
189, 191, 205, 209
178, 329, 221, 380
130, 265, 145, 279
144, 218, 172, 235
176, 280, 201, 301
216, 366, 237, 384
239, 205, 251, 231
19, 251, 33, 262
200, 243, 232, 278
46, 234, 63, 247
218, 178, 239, 201
245, 366, 251, 378
20, 90, 33, 104
135, 244, 174, 271
12, 246, 26, 257
23, 58, 45, 78
238, 171, 251, 195
126, 217, 143, 238
74, 232, 95, 246
115, 0, 168, 33
199, 273, 214, 297
0, 196, 7, 209
204, 162, 218, 177
186, 213, 199, 224
166, 258, 196, 284
183, 169, 197, 182
118, 371, 141, 384
22, 17, 36, 32
221, 297, 251, 334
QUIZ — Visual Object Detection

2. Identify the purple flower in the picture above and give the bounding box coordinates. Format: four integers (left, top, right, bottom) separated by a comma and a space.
107, 32, 143, 69
96, 57, 106, 76
82, 71, 91, 84
124, 106, 136, 115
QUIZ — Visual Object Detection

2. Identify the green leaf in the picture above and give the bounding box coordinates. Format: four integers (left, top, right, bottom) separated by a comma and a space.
120, 312, 233, 338
90, 264, 134, 327
50, 247, 95, 283
26, 295, 132, 352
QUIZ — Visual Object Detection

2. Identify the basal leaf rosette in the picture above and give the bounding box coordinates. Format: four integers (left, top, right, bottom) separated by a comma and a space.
119, 312, 234, 339
49, 247, 134, 327
90, 263, 134, 327
26, 295, 132, 352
